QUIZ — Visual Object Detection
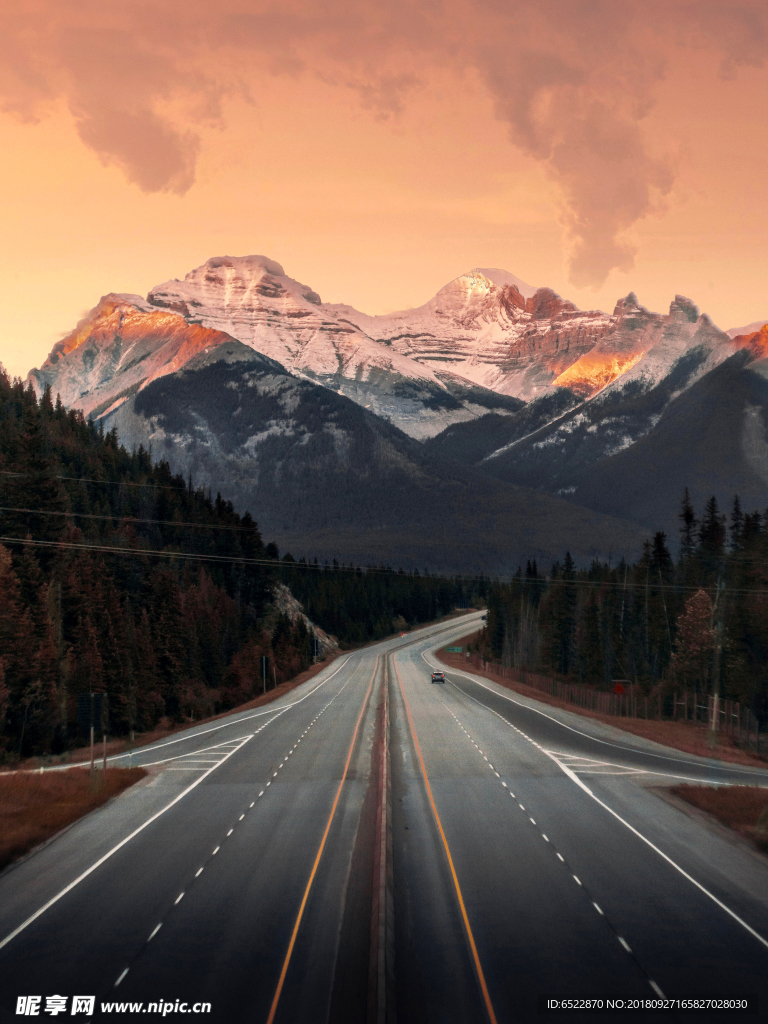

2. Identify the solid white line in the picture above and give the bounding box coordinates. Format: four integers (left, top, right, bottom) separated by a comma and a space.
0, 733, 253, 952
543, 750, 768, 951
426, 653, 768, 779
445, 654, 768, 951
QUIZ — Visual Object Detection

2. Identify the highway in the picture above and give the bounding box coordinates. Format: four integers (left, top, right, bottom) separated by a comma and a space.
1, 611, 767, 1023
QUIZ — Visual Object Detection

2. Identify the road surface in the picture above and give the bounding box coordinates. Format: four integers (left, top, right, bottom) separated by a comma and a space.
1, 612, 767, 1023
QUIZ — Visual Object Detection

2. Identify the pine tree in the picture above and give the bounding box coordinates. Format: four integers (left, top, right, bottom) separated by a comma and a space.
730, 495, 744, 552
679, 488, 697, 561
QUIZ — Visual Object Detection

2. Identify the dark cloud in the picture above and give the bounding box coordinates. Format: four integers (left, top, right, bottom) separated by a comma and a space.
1, 0, 764, 284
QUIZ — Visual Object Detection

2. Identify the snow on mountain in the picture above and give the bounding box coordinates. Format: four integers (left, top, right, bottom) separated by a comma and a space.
473, 268, 538, 298
588, 295, 742, 404
29, 294, 266, 420
29, 255, 754, 457
144, 256, 518, 439
326, 270, 615, 400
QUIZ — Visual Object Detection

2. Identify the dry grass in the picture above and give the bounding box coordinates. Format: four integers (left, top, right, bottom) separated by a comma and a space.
670, 785, 768, 853
0, 768, 147, 871
436, 635, 768, 770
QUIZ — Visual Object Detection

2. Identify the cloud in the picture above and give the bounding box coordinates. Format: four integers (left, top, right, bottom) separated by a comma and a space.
1, 0, 764, 285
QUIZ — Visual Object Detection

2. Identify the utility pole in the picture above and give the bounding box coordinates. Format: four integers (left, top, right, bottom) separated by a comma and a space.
707, 576, 726, 748
89, 692, 95, 775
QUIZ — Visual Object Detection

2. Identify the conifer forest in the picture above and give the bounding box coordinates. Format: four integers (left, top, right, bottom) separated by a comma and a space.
0, 371, 477, 759
479, 491, 768, 724
2, 368, 767, 760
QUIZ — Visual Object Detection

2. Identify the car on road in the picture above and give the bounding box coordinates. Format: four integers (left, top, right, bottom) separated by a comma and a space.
431, 671, 445, 683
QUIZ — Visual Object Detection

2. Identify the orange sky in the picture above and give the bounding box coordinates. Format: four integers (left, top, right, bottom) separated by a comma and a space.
0, 0, 766, 380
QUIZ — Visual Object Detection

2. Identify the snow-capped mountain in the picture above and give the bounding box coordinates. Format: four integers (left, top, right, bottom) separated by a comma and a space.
27, 254, 765, 561
427, 323, 768, 539
31, 256, 523, 440
86, 336, 646, 572
145, 256, 522, 438
31, 254, 756, 449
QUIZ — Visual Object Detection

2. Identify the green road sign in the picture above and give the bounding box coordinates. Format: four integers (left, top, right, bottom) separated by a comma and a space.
445, 646, 463, 652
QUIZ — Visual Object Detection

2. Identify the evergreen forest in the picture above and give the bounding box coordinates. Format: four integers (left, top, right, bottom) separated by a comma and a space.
0, 371, 479, 759
479, 490, 768, 724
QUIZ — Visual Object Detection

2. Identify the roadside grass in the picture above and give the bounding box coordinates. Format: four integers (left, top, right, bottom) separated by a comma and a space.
436, 634, 768, 770
0, 768, 147, 872
670, 785, 768, 853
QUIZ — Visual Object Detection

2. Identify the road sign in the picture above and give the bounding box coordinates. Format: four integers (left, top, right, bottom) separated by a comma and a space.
445, 646, 463, 653
613, 683, 625, 695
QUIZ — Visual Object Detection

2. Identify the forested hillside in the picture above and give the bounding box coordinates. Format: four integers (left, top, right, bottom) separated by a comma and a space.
0, 370, 477, 759
479, 491, 768, 722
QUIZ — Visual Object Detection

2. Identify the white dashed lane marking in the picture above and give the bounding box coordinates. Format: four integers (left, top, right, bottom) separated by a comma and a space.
109, 666, 358, 993
432, 685, 666, 999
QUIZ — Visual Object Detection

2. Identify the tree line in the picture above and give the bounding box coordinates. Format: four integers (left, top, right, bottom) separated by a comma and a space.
0, 371, 480, 758
479, 490, 768, 722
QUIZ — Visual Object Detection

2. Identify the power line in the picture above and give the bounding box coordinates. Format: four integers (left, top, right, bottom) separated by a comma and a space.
0, 535, 470, 582
0, 469, 192, 493
2, 533, 767, 595
0, 506, 258, 534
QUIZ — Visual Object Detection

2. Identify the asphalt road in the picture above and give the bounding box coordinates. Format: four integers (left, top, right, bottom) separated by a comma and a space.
392, 640, 768, 1023
1, 611, 767, 1024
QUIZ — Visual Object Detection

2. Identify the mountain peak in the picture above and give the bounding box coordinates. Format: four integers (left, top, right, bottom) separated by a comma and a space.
147, 254, 322, 317
196, 254, 285, 278
613, 292, 642, 315
473, 268, 538, 298
669, 295, 700, 323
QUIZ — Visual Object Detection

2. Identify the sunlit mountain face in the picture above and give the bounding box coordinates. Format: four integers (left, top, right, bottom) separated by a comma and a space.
32, 255, 755, 434
27, 255, 767, 570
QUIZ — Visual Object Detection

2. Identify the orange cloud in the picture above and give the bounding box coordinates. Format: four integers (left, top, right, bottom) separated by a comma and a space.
0, 1, 765, 284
